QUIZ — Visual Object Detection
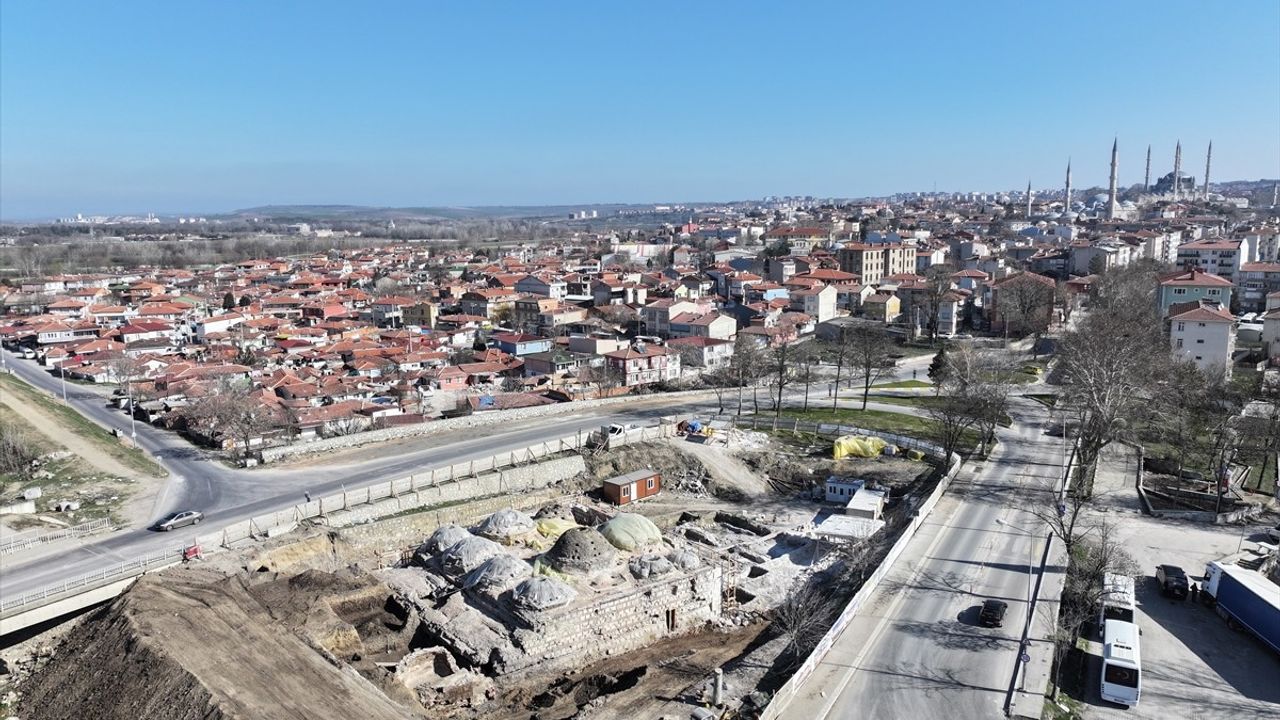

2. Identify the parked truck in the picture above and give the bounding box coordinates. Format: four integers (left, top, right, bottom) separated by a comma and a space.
1201, 561, 1280, 655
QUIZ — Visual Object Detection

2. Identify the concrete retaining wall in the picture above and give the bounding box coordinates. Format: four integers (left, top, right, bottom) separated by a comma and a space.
322, 455, 585, 528
336, 491, 560, 560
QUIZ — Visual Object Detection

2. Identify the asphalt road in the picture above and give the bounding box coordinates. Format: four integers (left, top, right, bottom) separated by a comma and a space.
0, 347, 934, 606
782, 396, 1068, 719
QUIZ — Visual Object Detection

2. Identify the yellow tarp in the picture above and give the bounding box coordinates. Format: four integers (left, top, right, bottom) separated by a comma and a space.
535, 518, 578, 539
833, 434, 887, 460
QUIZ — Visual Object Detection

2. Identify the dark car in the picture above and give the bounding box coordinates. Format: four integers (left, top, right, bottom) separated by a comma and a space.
979, 599, 1008, 627
154, 510, 204, 532
1155, 564, 1188, 599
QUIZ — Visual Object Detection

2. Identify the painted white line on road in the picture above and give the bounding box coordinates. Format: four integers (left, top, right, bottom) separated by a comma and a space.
810, 500, 965, 720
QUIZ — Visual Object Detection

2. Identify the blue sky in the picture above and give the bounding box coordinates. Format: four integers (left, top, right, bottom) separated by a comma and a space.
2, 1, 1278, 218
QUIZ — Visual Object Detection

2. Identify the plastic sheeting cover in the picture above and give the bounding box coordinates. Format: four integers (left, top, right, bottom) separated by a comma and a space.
441, 536, 504, 578
511, 576, 577, 611
464, 554, 533, 594
424, 525, 471, 555
475, 508, 536, 541
600, 513, 663, 552
628, 554, 674, 579
833, 434, 887, 460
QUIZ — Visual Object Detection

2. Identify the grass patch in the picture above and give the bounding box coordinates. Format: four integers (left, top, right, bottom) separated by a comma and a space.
872, 379, 932, 389
893, 342, 943, 359
778, 407, 984, 450
0, 373, 164, 478
1025, 393, 1058, 408
866, 395, 1013, 426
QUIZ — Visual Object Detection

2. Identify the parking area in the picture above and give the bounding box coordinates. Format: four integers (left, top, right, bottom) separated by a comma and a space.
1080, 445, 1280, 719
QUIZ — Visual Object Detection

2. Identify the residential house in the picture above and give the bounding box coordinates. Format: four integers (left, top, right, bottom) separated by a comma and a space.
1168, 300, 1236, 378
1176, 239, 1245, 283
862, 293, 901, 323
789, 284, 837, 323
604, 342, 681, 387
1237, 262, 1280, 312
667, 336, 734, 370
838, 242, 915, 285
1156, 268, 1234, 317
668, 312, 737, 341
490, 332, 553, 356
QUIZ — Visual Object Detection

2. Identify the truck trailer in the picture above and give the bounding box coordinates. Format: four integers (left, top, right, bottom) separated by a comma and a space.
1201, 561, 1280, 655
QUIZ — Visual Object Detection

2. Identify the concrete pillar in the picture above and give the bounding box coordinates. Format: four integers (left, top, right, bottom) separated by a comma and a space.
713, 667, 724, 706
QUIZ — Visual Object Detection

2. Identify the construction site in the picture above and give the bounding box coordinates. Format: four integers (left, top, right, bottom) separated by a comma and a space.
6, 421, 946, 720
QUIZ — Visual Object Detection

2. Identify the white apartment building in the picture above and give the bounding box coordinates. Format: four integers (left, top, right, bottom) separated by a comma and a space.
1168, 301, 1236, 378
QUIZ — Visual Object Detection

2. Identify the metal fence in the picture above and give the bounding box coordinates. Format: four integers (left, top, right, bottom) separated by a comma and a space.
0, 546, 182, 615
0, 518, 114, 556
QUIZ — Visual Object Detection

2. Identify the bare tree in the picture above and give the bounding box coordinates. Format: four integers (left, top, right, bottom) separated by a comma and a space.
925, 386, 980, 462
768, 341, 796, 418
918, 264, 955, 345
182, 377, 278, 462
1058, 304, 1166, 497
773, 579, 839, 666
847, 324, 895, 411
793, 343, 821, 412
996, 272, 1056, 348
729, 339, 767, 415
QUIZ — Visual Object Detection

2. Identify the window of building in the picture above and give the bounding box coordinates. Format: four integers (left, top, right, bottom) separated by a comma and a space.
1196, 339, 1204, 344
647, 477, 655, 490
1176, 322, 1185, 331
621, 486, 629, 497
1173, 288, 1186, 295
1176, 338, 1183, 348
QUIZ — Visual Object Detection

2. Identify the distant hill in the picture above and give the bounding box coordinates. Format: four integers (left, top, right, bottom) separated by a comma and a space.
230, 204, 653, 222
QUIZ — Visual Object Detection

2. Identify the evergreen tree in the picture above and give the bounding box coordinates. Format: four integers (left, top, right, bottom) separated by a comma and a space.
222, 291, 236, 310
928, 345, 950, 392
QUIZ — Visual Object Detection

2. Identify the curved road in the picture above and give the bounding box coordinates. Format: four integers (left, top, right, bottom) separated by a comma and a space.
0, 347, 934, 606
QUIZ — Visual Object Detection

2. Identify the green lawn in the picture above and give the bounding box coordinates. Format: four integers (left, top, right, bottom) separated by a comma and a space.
868, 394, 1013, 426
894, 342, 944, 359
1025, 393, 1059, 408
0, 373, 164, 478
778, 407, 984, 450
872, 379, 932, 389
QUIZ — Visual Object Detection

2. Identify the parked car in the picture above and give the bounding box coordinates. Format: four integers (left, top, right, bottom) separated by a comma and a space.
1266, 523, 1280, 543
979, 599, 1008, 627
1155, 564, 1189, 599
154, 510, 204, 532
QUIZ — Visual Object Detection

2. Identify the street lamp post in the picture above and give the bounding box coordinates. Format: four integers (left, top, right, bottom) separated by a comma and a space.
59, 363, 68, 402
997, 517, 1042, 714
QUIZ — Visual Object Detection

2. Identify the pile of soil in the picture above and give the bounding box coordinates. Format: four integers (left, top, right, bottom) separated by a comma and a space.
18, 568, 413, 720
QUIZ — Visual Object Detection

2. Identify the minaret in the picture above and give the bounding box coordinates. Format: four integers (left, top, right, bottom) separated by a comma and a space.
1201, 141, 1212, 201
1064, 158, 1072, 211
1272, 182, 1278, 208
1144, 145, 1152, 191
1173, 140, 1183, 200
1107, 138, 1119, 220
1025, 179, 1033, 218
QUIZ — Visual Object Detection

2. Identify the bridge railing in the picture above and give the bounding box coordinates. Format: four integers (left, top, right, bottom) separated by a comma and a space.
0, 518, 114, 556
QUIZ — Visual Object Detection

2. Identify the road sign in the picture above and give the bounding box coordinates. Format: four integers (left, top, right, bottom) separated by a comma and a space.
1020, 652, 1031, 664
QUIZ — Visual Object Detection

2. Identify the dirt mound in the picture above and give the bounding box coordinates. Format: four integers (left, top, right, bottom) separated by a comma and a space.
19, 569, 413, 720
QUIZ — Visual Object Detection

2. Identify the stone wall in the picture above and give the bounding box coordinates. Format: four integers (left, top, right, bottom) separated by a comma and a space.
258, 389, 709, 463
321, 455, 586, 529
511, 564, 724, 672
335, 491, 559, 561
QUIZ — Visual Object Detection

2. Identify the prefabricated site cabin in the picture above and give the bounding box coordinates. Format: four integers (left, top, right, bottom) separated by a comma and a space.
602, 469, 662, 505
